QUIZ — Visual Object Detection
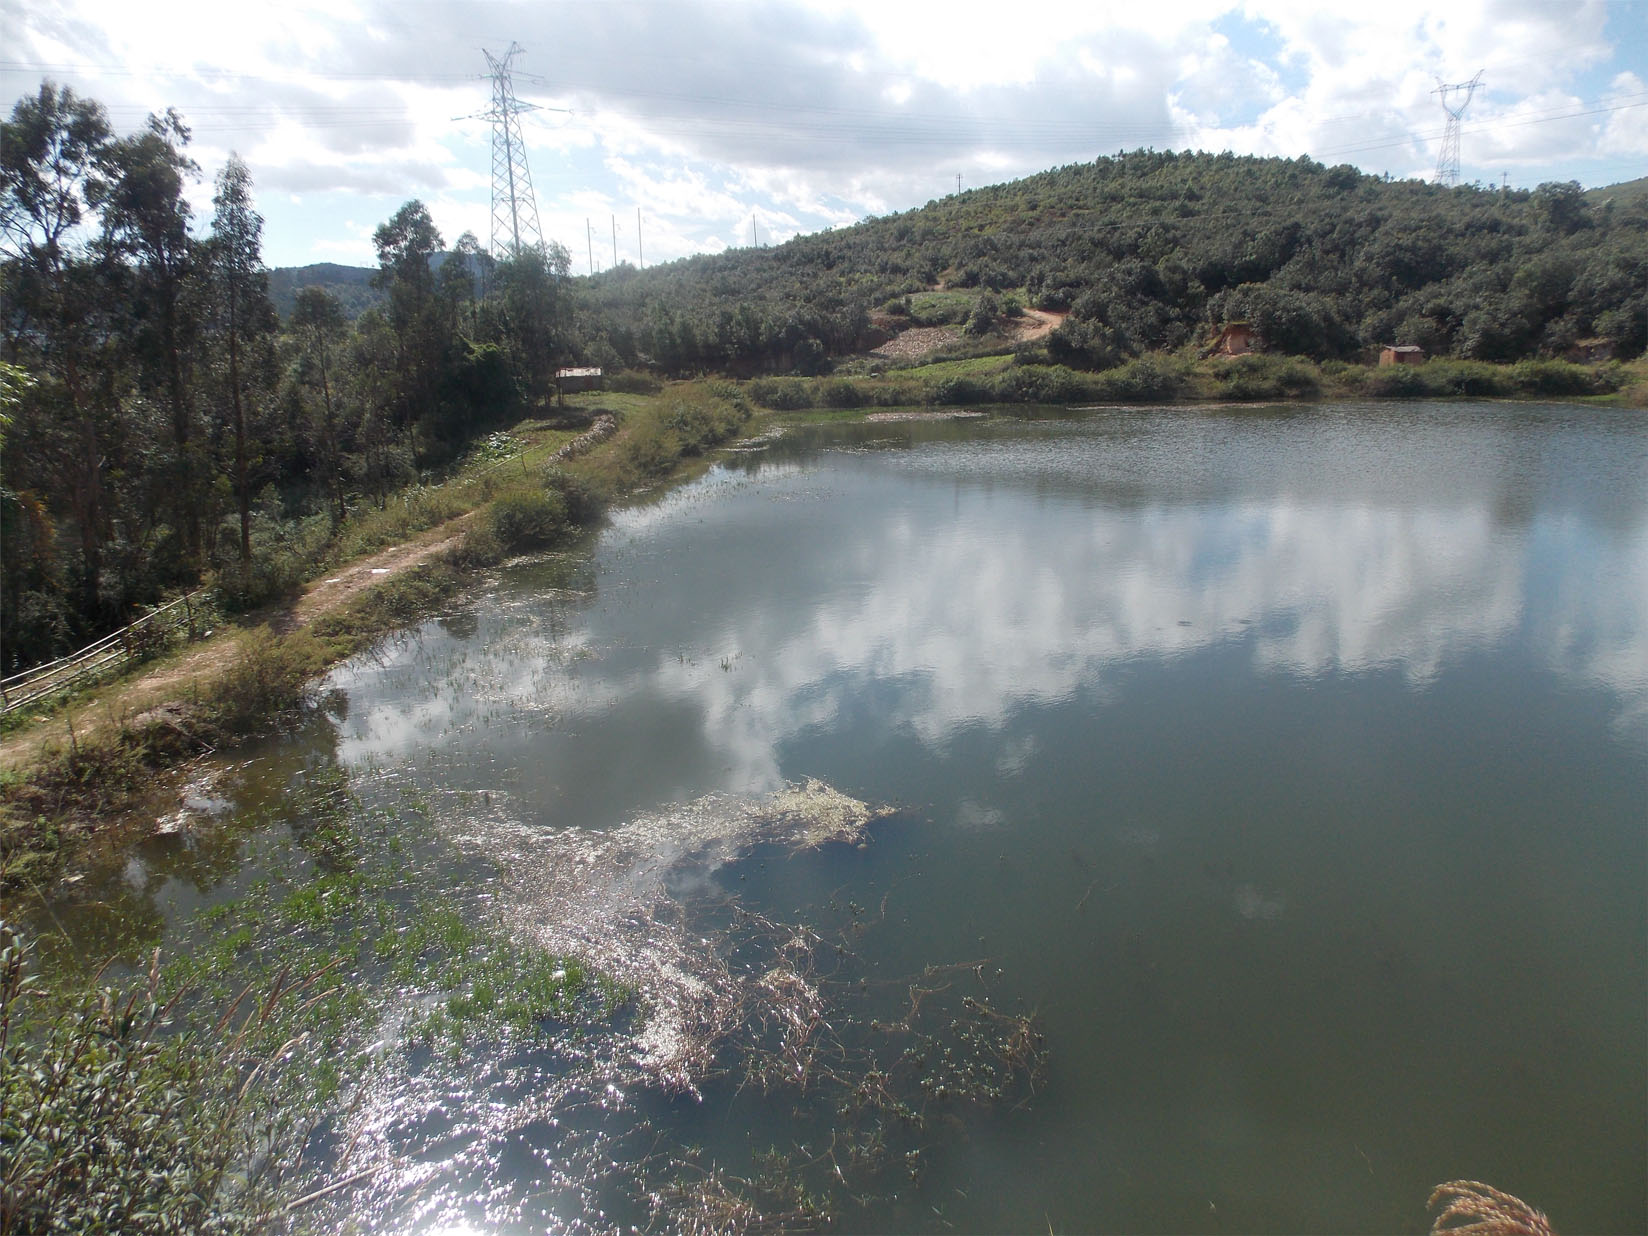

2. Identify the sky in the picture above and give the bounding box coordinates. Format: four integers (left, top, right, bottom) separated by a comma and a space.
2, 0, 1645, 270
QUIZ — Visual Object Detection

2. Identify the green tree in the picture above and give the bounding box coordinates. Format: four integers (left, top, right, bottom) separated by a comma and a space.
0, 83, 118, 610
97, 108, 204, 566
291, 286, 349, 526
208, 152, 276, 565
373, 200, 445, 456
491, 241, 572, 406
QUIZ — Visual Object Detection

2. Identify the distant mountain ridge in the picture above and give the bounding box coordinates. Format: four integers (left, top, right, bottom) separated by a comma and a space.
265, 163, 1648, 366
266, 262, 379, 321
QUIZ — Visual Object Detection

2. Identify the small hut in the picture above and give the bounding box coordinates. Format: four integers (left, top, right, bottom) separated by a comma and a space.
555, 366, 604, 404
1378, 345, 1425, 366
1208, 322, 1256, 357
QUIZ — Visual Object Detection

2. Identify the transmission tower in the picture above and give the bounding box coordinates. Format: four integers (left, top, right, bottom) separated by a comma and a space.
1433, 71, 1484, 188
477, 43, 545, 258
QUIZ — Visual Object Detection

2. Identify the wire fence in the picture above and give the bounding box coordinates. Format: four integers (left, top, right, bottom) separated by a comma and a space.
1, 591, 211, 716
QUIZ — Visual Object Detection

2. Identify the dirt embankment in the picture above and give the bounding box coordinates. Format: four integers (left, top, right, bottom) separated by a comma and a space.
867, 308, 1066, 365
0, 414, 621, 779
0, 519, 474, 775
1012, 307, 1066, 342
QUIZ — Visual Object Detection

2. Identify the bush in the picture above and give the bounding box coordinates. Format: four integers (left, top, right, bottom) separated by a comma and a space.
929, 375, 990, 405
1090, 356, 1189, 403
0, 927, 298, 1235
487, 489, 569, 551
1510, 359, 1616, 396
540, 466, 608, 525
606, 369, 662, 395
993, 364, 1093, 403
212, 511, 331, 613
445, 524, 505, 570
1425, 359, 1509, 397
748, 377, 814, 410
618, 420, 680, 479
818, 379, 866, 409
1212, 353, 1321, 400
1362, 362, 1430, 397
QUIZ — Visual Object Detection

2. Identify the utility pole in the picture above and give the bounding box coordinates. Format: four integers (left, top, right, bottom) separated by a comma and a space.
586, 219, 594, 274
637, 206, 644, 269
956, 172, 962, 194
459, 44, 559, 259
1433, 71, 1484, 188
611, 214, 617, 267
751, 214, 757, 248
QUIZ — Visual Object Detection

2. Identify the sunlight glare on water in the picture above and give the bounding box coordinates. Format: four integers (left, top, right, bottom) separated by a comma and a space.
309, 402, 1647, 1233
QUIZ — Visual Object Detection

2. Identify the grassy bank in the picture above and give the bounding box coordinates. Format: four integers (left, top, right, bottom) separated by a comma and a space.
748, 351, 1648, 410
0, 382, 752, 888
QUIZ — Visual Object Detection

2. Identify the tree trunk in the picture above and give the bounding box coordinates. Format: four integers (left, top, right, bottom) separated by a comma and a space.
229, 313, 250, 564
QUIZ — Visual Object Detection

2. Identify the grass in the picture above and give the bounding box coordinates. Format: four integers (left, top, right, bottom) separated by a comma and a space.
891, 354, 1017, 381
0, 386, 752, 887
747, 350, 1645, 414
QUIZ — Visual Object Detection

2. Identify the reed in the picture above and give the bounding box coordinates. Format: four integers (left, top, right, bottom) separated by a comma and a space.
1429, 1180, 1556, 1236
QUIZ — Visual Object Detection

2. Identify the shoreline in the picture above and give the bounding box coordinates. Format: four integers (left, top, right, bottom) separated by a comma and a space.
3, 381, 1641, 889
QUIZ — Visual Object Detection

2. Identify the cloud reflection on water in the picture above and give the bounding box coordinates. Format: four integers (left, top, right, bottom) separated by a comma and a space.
329, 417, 1648, 798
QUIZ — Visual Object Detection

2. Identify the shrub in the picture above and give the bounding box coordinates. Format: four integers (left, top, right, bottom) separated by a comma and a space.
748, 377, 813, 410
1426, 359, 1509, 397
1090, 356, 1189, 403
202, 630, 326, 736
993, 364, 1093, 403
1212, 353, 1321, 400
0, 927, 299, 1235
1363, 362, 1430, 397
929, 375, 989, 405
445, 524, 505, 570
618, 420, 680, 479
487, 489, 569, 551
818, 379, 866, 409
540, 466, 608, 525
1510, 359, 1615, 396
606, 369, 662, 395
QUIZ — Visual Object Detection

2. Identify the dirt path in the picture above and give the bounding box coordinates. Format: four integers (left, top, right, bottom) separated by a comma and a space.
1011, 307, 1066, 342
0, 516, 475, 774
865, 308, 1065, 365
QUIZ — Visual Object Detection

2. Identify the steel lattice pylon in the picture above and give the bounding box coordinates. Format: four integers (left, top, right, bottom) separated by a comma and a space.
483, 43, 544, 258
1433, 71, 1484, 188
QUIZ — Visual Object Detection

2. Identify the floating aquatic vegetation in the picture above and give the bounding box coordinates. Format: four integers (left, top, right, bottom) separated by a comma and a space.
433, 779, 893, 1089
303, 778, 1045, 1233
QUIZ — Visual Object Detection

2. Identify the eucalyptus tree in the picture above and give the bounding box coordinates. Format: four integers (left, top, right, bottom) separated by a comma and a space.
372, 200, 445, 456
491, 240, 572, 404
291, 286, 348, 526
97, 108, 204, 566
207, 152, 276, 566
0, 83, 118, 610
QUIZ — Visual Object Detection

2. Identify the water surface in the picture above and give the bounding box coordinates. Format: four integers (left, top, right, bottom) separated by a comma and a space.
45, 402, 1648, 1232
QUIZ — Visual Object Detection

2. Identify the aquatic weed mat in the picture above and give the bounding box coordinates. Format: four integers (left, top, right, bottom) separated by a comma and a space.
309, 780, 1049, 1234
98, 764, 1046, 1233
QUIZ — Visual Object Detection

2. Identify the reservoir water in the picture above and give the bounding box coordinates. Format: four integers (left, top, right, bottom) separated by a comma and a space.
34, 402, 1648, 1232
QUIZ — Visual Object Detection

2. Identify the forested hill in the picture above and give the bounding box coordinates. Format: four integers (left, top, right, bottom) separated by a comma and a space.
266, 262, 379, 320
576, 152, 1648, 372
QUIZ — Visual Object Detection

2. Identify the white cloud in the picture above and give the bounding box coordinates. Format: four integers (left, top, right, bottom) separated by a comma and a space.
2, 0, 1642, 265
